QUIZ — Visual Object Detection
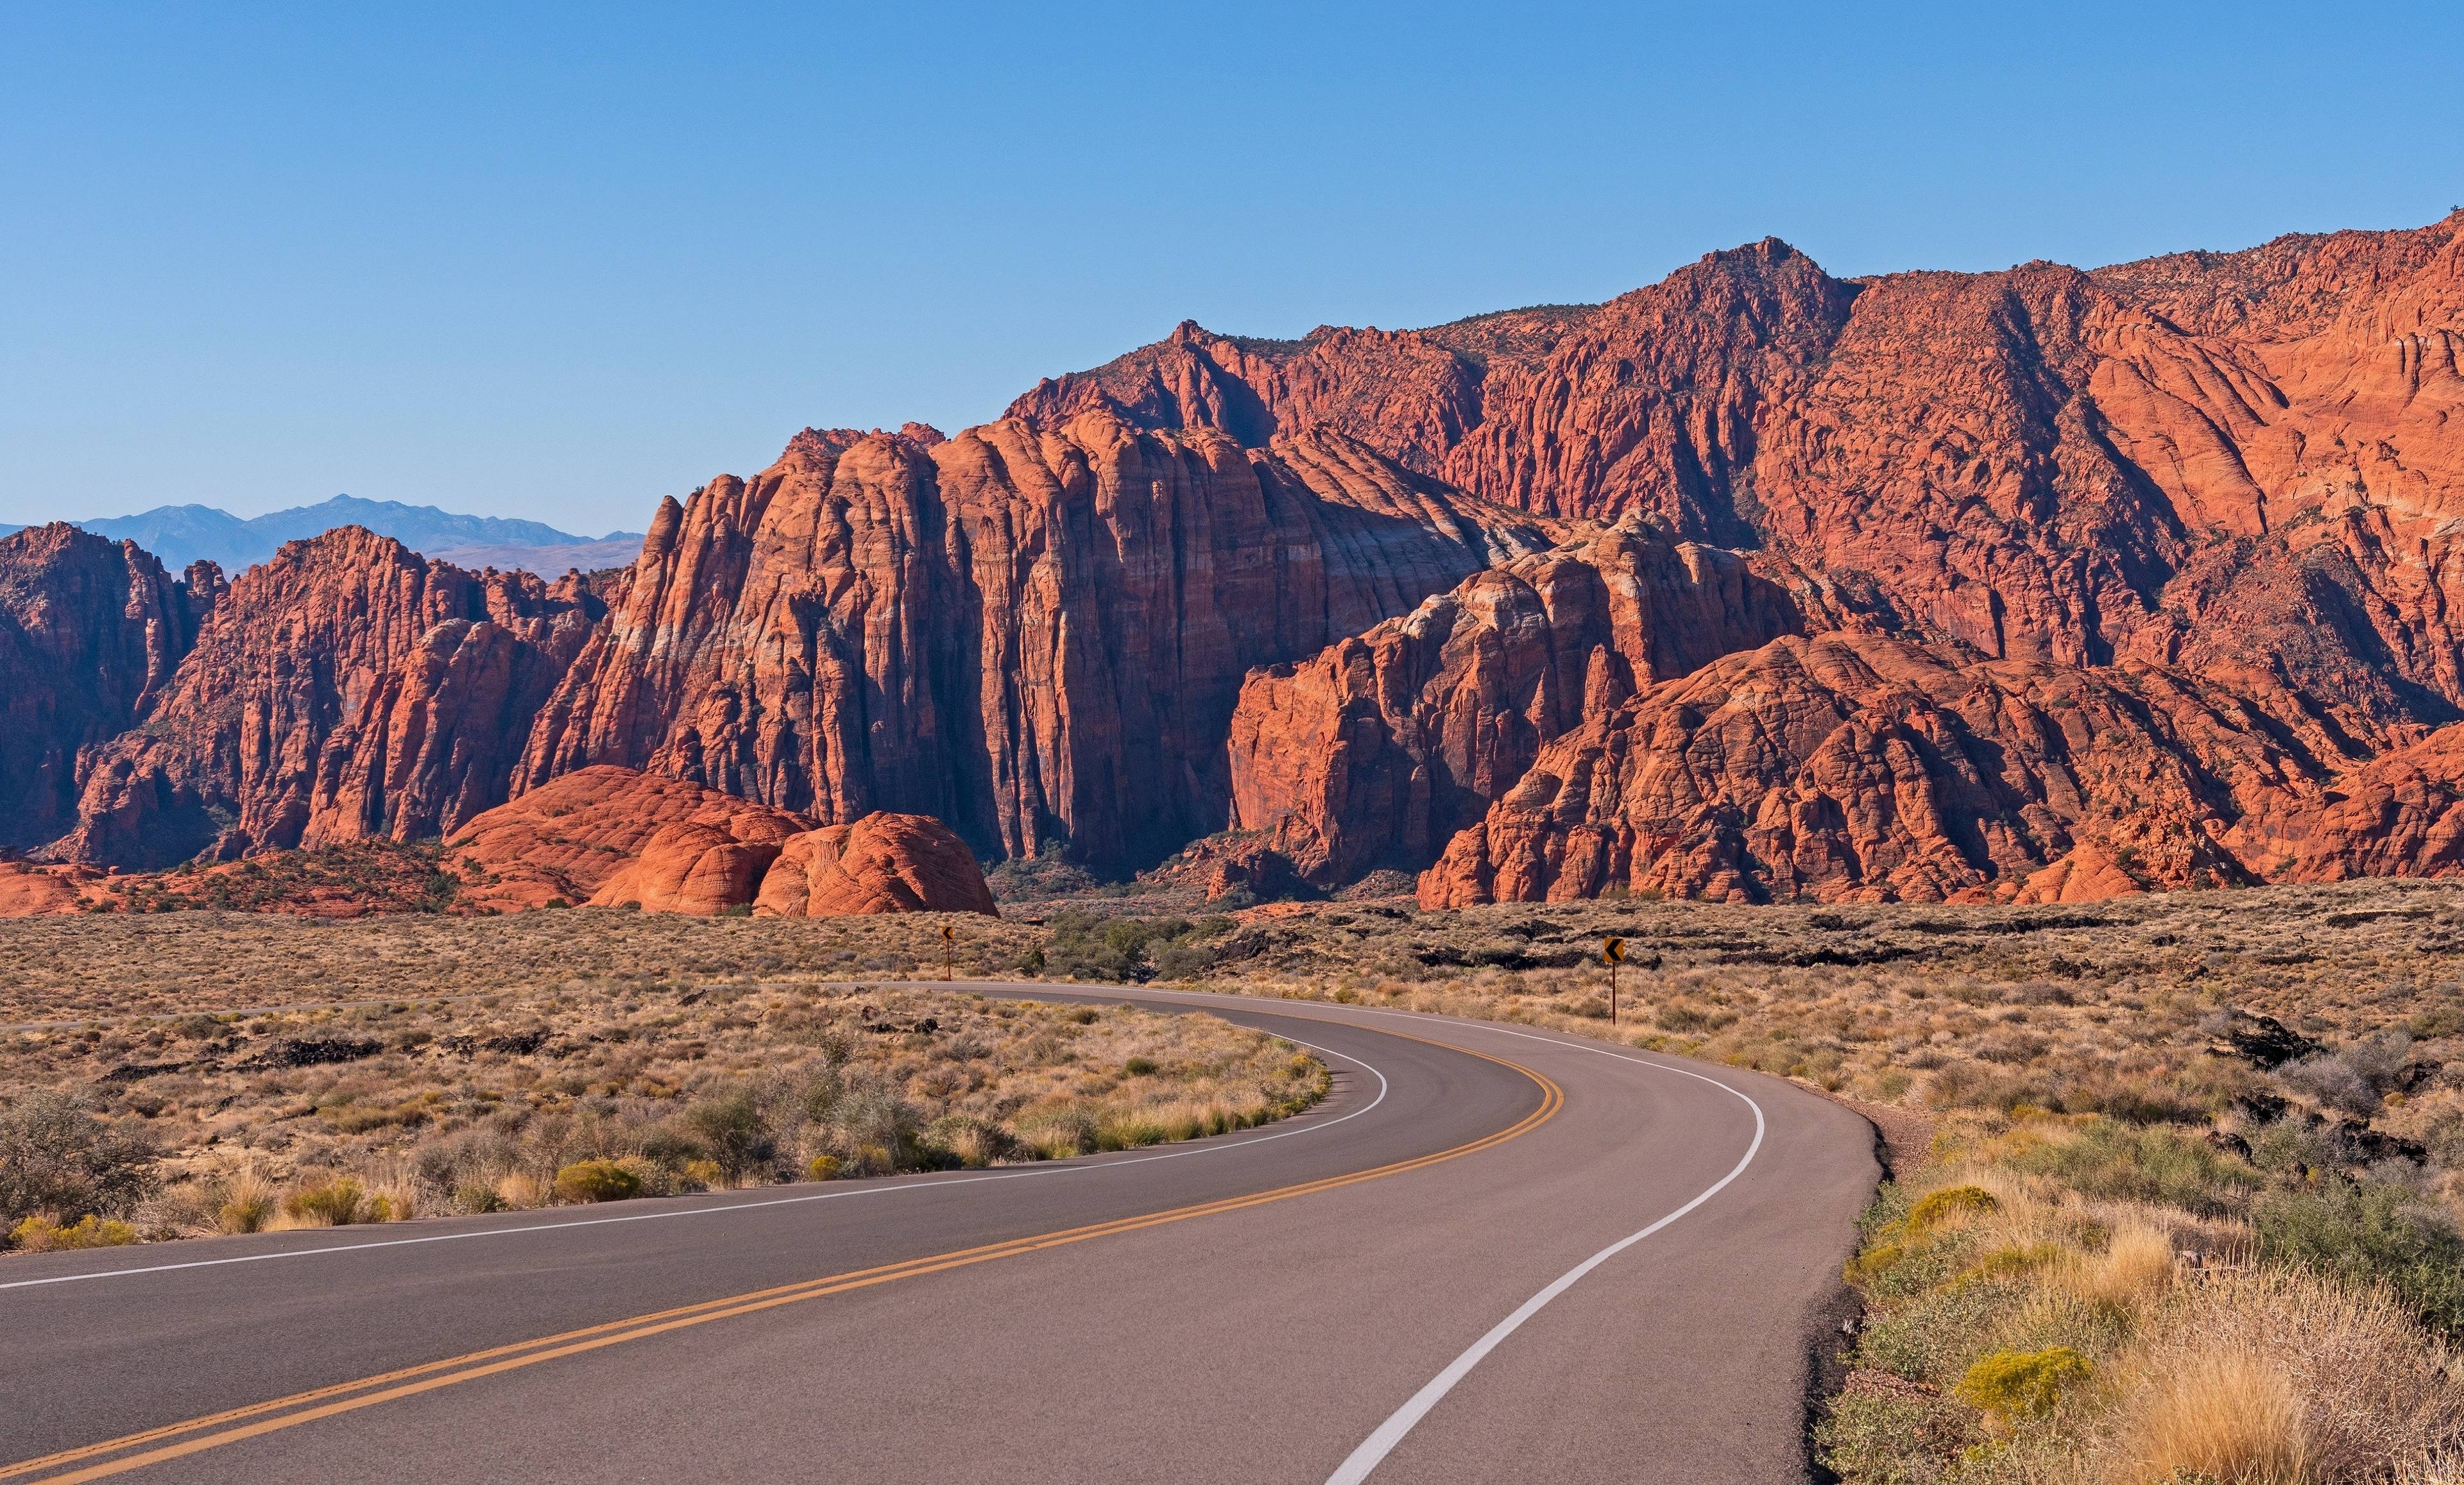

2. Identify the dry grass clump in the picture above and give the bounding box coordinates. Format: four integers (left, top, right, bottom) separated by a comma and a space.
2107, 1268, 2464, 1484
2119, 1346, 2307, 1485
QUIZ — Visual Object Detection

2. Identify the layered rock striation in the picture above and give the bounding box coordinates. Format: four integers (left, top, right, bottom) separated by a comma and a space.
0, 524, 219, 851
517, 412, 1555, 875
1413, 631, 2429, 908
1024, 215, 2464, 743
1226, 523, 1804, 886
57, 527, 604, 867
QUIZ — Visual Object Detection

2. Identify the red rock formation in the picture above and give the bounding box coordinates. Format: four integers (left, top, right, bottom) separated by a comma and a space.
0, 862, 108, 917
1414, 631, 2422, 907
2249, 729, 2464, 886
446, 765, 810, 910
447, 764, 993, 915
1023, 216, 2464, 739
20, 212, 2464, 912
54, 528, 601, 867
518, 412, 1557, 875
0, 524, 216, 850
755, 812, 997, 917
1226, 523, 1805, 885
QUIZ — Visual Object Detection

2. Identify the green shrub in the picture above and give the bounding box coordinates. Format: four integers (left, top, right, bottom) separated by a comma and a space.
1857, 1269, 2018, 1384
1953, 1346, 2091, 1420
682, 1086, 777, 1179
284, 1177, 368, 1225
552, 1159, 642, 1204
1041, 911, 1217, 982
807, 1155, 842, 1181
1149, 936, 1215, 980
2254, 1178, 2464, 1336
1123, 1056, 1158, 1076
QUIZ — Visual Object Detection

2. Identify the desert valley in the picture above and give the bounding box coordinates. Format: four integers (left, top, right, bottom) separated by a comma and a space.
12, 209, 2464, 1484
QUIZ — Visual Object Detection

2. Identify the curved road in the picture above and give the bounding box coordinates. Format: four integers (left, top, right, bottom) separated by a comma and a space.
0, 986, 1879, 1483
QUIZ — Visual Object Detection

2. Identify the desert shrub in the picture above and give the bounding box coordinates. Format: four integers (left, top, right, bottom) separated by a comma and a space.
1123, 1056, 1158, 1076
1149, 935, 1215, 980
0, 1089, 157, 1228
2248, 1117, 2335, 1175
612, 1155, 671, 1197
8, 1214, 139, 1252
283, 1177, 368, 1226
1041, 910, 1144, 980
1856, 1267, 2019, 1384
2281, 1051, 2386, 1118
552, 1159, 642, 1204
917, 1114, 1010, 1169
806, 1155, 841, 1181
828, 1082, 919, 1172
681, 1086, 777, 1180
1953, 1346, 2091, 1421
2008, 1117, 2256, 1216
2408, 1006, 2464, 1040
2254, 1178, 2464, 1336
1906, 1184, 1998, 1233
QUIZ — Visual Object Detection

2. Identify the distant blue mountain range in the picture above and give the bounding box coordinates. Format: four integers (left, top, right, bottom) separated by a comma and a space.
1, 496, 643, 575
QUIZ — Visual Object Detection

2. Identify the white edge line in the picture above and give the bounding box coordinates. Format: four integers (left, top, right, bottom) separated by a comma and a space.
0, 1022, 1389, 1294
1315, 1003, 1770, 1485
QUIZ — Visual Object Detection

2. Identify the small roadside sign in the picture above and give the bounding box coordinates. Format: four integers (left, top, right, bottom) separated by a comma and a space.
1604, 937, 1626, 1024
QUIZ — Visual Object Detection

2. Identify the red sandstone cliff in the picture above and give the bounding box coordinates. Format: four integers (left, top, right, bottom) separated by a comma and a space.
517, 411, 1558, 875
1225, 523, 1805, 886
54, 527, 602, 867
1410, 630, 2436, 908
1027, 216, 2464, 743
0, 524, 218, 852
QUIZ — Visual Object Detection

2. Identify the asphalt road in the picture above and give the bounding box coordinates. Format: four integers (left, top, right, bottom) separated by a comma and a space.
0, 986, 1880, 1484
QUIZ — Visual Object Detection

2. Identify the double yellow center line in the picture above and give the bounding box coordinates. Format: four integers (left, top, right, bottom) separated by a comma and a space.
7, 1041, 1561, 1483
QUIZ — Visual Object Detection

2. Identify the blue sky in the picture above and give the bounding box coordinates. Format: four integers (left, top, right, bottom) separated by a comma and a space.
4, 2, 2458, 534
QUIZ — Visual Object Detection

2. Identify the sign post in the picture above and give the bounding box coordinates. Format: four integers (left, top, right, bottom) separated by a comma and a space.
1603, 937, 1625, 1025
941, 924, 955, 983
